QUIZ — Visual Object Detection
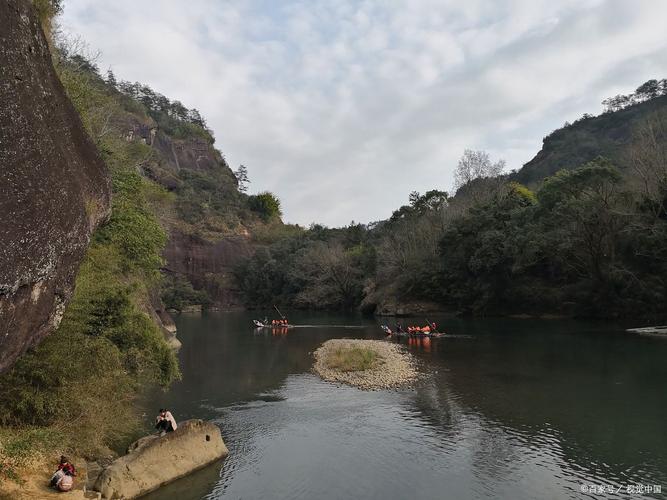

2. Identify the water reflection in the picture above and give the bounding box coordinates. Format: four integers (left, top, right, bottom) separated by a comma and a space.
141, 312, 667, 500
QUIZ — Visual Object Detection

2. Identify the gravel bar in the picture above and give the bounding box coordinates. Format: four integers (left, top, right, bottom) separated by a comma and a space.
313, 338, 418, 390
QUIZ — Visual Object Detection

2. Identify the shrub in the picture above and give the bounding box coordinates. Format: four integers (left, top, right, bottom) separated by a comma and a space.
248, 192, 282, 220
94, 168, 167, 278
161, 274, 212, 311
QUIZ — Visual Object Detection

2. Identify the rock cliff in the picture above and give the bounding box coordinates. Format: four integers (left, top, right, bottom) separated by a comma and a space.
163, 231, 252, 309
0, 0, 111, 372
119, 113, 254, 310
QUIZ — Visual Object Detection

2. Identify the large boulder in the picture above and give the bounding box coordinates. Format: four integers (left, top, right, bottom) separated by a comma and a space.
0, 0, 111, 372
94, 420, 228, 499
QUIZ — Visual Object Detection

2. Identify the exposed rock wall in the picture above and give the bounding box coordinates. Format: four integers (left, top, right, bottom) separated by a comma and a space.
117, 116, 248, 310
0, 0, 111, 372
147, 288, 181, 349
163, 231, 252, 309
94, 419, 228, 499
152, 132, 227, 173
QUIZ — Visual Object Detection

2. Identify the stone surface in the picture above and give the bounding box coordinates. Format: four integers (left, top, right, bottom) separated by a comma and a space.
0, 0, 111, 372
94, 419, 228, 499
373, 298, 449, 317
119, 112, 251, 311
147, 288, 181, 349
163, 232, 252, 309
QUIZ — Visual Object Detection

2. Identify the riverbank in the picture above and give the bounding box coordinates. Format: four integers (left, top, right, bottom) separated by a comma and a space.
313, 339, 417, 390
0, 456, 90, 500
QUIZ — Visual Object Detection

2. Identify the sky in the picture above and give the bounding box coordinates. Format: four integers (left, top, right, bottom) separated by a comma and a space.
60, 0, 667, 227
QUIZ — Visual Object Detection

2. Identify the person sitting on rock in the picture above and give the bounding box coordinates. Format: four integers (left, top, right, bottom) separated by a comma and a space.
155, 408, 178, 435
50, 455, 76, 489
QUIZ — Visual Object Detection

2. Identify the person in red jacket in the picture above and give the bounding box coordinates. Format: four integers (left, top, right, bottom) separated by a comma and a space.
50, 455, 76, 488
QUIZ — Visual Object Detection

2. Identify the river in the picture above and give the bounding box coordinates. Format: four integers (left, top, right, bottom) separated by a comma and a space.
140, 312, 667, 500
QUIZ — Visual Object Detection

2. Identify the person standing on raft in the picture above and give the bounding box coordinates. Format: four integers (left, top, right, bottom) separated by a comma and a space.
155, 408, 178, 435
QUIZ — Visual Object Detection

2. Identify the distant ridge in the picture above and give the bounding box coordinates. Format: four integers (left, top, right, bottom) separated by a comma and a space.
514, 93, 667, 185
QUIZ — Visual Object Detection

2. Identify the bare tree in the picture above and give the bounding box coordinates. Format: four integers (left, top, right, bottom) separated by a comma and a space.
293, 242, 362, 308
454, 150, 505, 189
52, 27, 102, 70
628, 111, 667, 218
453, 149, 505, 205
376, 212, 444, 295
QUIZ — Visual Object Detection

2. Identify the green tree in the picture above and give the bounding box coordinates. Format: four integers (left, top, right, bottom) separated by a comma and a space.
248, 192, 282, 220
535, 158, 628, 311
234, 164, 250, 193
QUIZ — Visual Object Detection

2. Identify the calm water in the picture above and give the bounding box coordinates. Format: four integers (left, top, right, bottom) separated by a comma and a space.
141, 312, 667, 500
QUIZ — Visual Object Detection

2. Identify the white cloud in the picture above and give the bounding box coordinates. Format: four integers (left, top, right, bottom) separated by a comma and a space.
60, 0, 667, 226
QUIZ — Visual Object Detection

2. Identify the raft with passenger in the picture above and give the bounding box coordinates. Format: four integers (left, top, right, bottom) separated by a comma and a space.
253, 319, 293, 328
381, 323, 446, 338
253, 305, 293, 328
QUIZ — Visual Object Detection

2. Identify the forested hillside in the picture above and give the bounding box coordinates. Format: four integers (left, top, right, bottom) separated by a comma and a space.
515, 81, 667, 185
92, 68, 283, 312
1, 0, 665, 485
236, 82, 667, 320
0, 0, 282, 481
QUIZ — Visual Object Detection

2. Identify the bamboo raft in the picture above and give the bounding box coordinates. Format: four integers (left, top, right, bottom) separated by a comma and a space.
626, 325, 667, 337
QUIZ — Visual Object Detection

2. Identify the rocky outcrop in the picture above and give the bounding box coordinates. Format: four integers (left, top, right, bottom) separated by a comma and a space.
152, 132, 228, 174
118, 114, 248, 310
147, 289, 181, 349
94, 419, 228, 499
374, 299, 449, 316
163, 231, 253, 309
0, 0, 111, 372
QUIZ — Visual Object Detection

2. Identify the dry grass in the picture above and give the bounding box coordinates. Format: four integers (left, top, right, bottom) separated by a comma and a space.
325, 346, 383, 372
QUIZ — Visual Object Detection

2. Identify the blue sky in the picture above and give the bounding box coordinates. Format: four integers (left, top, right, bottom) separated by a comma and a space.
60, 0, 667, 226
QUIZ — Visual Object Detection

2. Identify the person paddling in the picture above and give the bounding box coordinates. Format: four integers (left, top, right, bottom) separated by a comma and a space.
155, 408, 178, 435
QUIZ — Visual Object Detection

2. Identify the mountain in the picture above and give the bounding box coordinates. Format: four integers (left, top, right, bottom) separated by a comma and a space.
0, 0, 276, 466
108, 87, 257, 310
514, 93, 667, 185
